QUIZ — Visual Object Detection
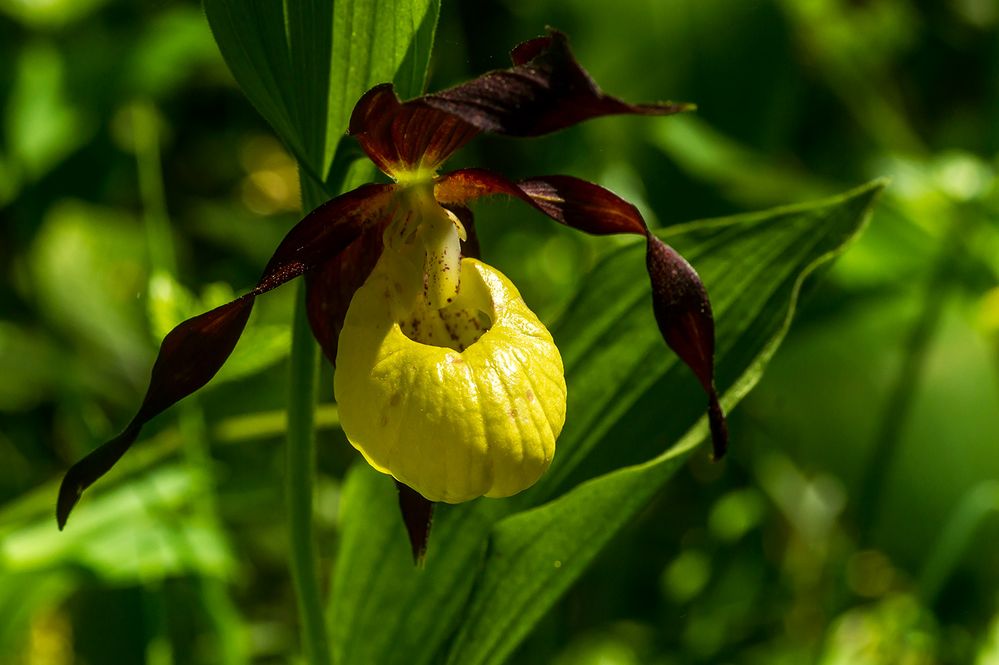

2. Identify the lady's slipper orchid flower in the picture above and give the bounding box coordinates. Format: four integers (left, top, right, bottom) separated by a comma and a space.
57, 30, 727, 559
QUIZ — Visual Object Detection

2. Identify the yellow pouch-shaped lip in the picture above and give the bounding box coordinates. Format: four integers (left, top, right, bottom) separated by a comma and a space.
334, 256, 567, 503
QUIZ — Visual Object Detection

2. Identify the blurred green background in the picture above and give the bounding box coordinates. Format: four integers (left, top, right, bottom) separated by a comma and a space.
1, 0, 998, 663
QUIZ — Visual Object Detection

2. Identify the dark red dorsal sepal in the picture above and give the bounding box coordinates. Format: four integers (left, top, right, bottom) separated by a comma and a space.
349, 85, 479, 177
420, 29, 694, 137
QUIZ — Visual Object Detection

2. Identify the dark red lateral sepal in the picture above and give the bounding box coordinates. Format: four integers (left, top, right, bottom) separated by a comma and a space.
57, 184, 394, 529
256, 184, 394, 291
420, 29, 694, 137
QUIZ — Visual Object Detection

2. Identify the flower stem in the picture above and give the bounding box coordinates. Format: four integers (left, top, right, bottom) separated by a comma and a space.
132, 101, 176, 276
918, 481, 999, 604
286, 283, 331, 665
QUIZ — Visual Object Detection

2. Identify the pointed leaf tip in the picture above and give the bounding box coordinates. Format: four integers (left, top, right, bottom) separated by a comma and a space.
645, 235, 728, 456
396, 480, 435, 565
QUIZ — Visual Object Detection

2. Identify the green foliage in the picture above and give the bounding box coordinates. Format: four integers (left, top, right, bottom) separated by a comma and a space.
2, 465, 232, 582
2, 0, 998, 663
29, 201, 150, 379
203, 0, 439, 190
6, 42, 89, 182
330, 183, 883, 665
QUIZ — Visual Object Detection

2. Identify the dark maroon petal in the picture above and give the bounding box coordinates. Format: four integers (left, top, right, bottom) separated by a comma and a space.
305, 220, 387, 365
57, 298, 253, 529
349, 84, 479, 177
434, 168, 523, 205
646, 237, 728, 459
436, 169, 645, 236
57, 184, 395, 529
509, 34, 550, 65
515, 176, 648, 236
435, 168, 728, 458
419, 29, 693, 136
396, 480, 435, 565
257, 184, 395, 291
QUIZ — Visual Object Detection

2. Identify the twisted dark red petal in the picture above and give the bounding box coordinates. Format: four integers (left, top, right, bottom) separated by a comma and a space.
515, 176, 648, 236
419, 29, 693, 136
57, 183, 395, 529
435, 168, 728, 457
646, 238, 728, 458
349, 85, 479, 177
435, 169, 647, 236
305, 219, 388, 365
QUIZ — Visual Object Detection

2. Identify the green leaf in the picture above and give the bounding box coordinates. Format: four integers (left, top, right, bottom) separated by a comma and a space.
329, 181, 885, 665
0, 0, 108, 27
203, 0, 440, 189
124, 6, 223, 99
215, 323, 291, 384
0, 322, 66, 412
202, 0, 300, 163
325, 0, 440, 165
6, 42, 91, 180
0, 571, 75, 659
649, 114, 832, 207
30, 200, 150, 380
1, 465, 233, 583
449, 180, 886, 665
